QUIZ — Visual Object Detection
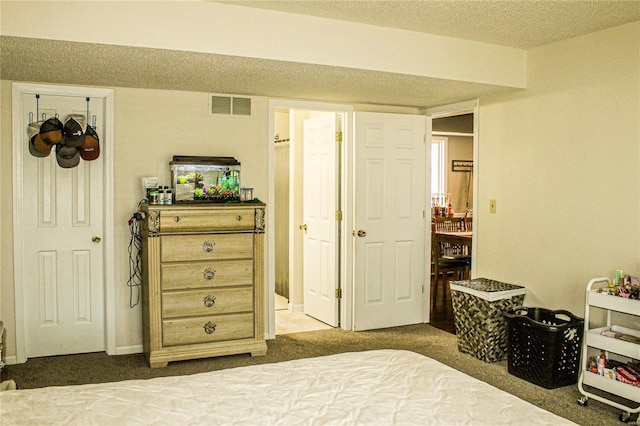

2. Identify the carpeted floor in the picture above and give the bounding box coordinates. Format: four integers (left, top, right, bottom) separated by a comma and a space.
2, 324, 633, 426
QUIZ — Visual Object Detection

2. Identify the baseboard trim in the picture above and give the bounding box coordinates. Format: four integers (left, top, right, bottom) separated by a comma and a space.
290, 303, 304, 313
115, 345, 143, 355
3, 347, 142, 365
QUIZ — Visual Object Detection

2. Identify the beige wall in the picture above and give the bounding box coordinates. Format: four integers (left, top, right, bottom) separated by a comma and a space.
446, 136, 474, 214
274, 111, 290, 298
274, 111, 290, 141
476, 21, 640, 318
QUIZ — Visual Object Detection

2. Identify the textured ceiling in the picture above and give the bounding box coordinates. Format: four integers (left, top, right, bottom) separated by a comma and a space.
217, 0, 640, 48
1, 36, 516, 108
2, 1, 639, 108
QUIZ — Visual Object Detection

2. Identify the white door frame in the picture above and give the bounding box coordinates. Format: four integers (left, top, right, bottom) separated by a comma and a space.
424, 99, 479, 286
12, 82, 115, 363
267, 99, 354, 338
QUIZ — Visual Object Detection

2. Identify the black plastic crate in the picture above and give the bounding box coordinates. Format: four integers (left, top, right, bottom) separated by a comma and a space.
505, 307, 584, 389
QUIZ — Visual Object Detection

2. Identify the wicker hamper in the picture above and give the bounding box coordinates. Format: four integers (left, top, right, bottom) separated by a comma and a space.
504, 307, 584, 389
450, 278, 526, 363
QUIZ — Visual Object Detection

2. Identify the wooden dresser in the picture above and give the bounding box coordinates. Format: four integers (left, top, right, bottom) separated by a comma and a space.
140, 203, 267, 368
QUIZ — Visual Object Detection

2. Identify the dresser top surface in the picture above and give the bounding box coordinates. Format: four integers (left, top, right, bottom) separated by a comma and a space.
141, 202, 266, 212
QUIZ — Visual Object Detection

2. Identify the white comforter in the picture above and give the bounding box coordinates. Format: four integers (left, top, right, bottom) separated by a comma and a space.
1, 349, 575, 425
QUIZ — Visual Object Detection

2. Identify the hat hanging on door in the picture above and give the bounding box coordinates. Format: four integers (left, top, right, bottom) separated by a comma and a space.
27, 121, 48, 158
62, 114, 86, 147
26, 95, 101, 168
79, 124, 100, 161
56, 143, 80, 168
33, 117, 64, 155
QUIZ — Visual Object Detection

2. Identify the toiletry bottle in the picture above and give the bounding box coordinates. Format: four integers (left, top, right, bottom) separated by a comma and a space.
163, 186, 170, 204
149, 188, 159, 204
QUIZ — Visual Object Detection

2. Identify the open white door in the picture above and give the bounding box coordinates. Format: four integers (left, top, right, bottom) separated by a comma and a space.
353, 112, 426, 331
19, 92, 106, 357
302, 113, 339, 327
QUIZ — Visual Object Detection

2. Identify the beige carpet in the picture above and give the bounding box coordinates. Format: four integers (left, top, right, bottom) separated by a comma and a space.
2, 324, 631, 426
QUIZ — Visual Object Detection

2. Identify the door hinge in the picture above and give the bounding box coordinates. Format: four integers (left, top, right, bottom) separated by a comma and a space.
336, 131, 343, 142
423, 134, 426, 144
335, 210, 342, 221
335, 288, 342, 299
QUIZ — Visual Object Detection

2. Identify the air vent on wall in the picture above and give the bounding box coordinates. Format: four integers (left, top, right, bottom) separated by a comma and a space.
210, 94, 252, 117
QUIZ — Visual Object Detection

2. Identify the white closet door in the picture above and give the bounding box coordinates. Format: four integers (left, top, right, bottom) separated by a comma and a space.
21, 93, 106, 357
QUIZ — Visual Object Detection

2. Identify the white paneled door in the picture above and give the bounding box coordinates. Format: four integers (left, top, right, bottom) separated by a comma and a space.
302, 113, 339, 327
353, 112, 426, 331
20, 92, 105, 357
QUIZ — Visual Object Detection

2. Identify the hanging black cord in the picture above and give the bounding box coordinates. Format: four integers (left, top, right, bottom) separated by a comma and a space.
127, 213, 143, 308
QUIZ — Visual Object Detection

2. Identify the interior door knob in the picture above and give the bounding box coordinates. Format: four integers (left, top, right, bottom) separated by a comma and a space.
92, 235, 102, 243
357, 230, 367, 237
300, 224, 307, 231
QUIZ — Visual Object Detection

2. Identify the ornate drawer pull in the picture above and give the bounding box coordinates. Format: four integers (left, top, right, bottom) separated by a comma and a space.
173, 216, 181, 222
203, 295, 216, 307
203, 321, 217, 335
202, 239, 215, 252
236, 215, 243, 221
203, 267, 216, 280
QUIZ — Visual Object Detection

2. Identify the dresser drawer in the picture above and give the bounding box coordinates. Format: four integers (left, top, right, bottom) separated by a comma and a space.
161, 259, 253, 290
161, 233, 253, 262
162, 287, 253, 318
160, 209, 255, 232
162, 313, 254, 346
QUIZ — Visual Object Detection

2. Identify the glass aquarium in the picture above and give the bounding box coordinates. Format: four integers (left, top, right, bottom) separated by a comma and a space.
170, 156, 241, 203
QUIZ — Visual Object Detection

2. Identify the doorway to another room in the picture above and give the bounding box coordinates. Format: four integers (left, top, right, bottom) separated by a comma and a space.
270, 103, 434, 337
428, 110, 476, 334
273, 106, 346, 335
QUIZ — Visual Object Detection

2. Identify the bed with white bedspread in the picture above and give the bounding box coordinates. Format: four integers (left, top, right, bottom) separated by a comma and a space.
0, 349, 574, 425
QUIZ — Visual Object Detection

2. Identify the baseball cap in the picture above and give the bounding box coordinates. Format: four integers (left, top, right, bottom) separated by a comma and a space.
56, 143, 80, 168
62, 114, 86, 147
79, 125, 100, 161
27, 121, 48, 158
34, 117, 64, 155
